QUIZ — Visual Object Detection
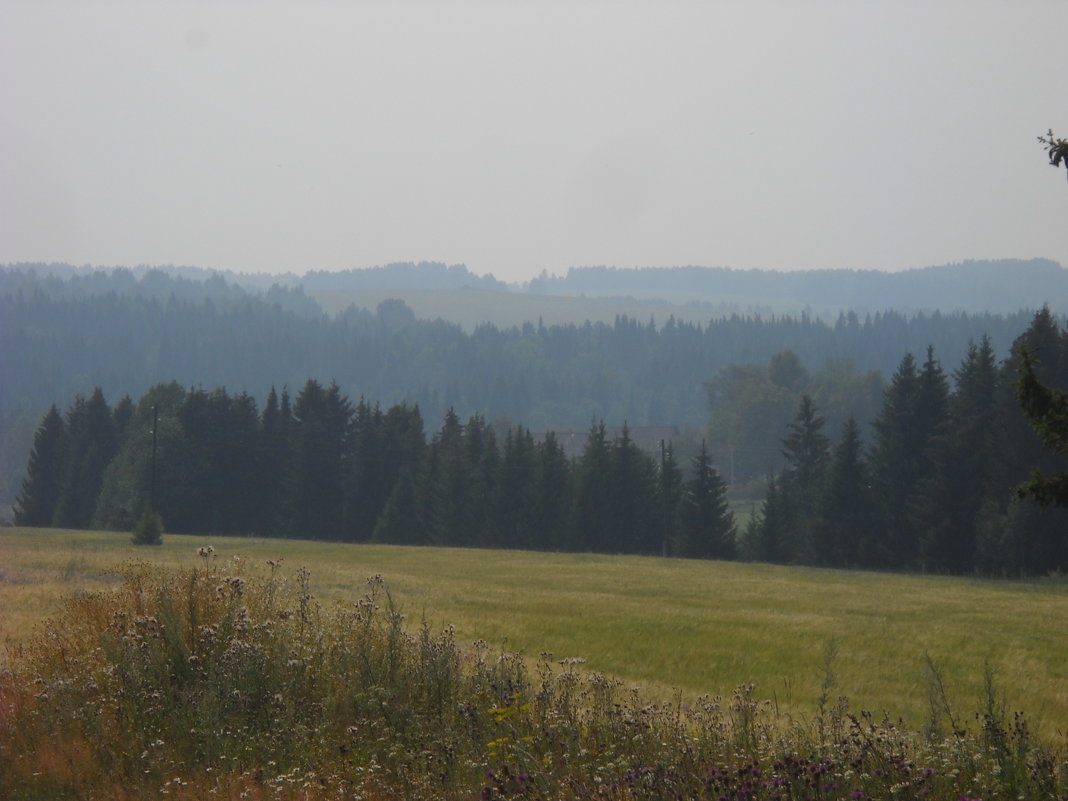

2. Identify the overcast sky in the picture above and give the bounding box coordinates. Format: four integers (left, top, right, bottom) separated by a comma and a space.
2, 1, 1066, 284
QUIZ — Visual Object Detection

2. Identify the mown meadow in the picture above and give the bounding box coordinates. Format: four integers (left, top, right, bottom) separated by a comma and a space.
2, 526, 1067, 799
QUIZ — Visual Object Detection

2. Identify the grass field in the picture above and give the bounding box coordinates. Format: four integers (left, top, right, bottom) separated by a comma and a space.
3, 526, 1067, 745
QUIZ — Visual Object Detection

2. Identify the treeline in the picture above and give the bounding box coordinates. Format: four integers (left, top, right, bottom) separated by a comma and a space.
4, 264, 1065, 513
0, 263, 323, 316
2, 265, 1044, 433
745, 309, 1068, 575
0, 260, 503, 295
302, 261, 508, 291
14, 382, 735, 559
15, 312, 1068, 573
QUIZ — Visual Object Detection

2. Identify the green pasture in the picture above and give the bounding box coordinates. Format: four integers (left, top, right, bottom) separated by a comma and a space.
2, 526, 1066, 743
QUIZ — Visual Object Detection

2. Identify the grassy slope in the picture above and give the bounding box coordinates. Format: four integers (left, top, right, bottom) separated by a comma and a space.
2, 527, 1066, 743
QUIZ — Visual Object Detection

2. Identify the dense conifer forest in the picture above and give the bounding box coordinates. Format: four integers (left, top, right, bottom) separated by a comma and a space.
14, 307, 1068, 573
6, 263, 1068, 573
3, 263, 1059, 508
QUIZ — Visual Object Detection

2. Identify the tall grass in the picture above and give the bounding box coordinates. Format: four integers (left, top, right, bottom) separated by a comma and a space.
1, 556, 1065, 799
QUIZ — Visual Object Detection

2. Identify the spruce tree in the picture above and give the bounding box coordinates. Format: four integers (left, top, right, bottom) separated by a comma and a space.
130, 506, 163, 545
532, 431, 572, 552
170, 387, 253, 534
222, 391, 262, 534
916, 337, 1000, 571
91, 382, 187, 532
745, 473, 790, 563
371, 466, 426, 545
676, 440, 735, 559
495, 426, 539, 550
345, 399, 389, 542
462, 414, 499, 547
423, 408, 468, 546
112, 395, 134, 444
14, 405, 68, 527
257, 386, 293, 536
988, 310, 1068, 572
285, 380, 352, 540
1015, 326, 1068, 509
869, 351, 949, 569
658, 443, 683, 557
814, 416, 871, 567
53, 388, 116, 529
778, 395, 831, 561
344, 400, 425, 542
609, 424, 660, 554
569, 420, 614, 552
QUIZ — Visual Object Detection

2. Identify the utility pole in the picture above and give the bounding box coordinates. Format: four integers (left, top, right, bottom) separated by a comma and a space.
661, 439, 669, 558
150, 405, 158, 512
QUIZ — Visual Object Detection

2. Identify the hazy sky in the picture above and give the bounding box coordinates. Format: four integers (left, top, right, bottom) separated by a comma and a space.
3, 1, 1066, 284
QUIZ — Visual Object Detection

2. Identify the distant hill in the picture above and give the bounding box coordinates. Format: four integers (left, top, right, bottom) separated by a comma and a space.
527, 259, 1068, 316
306, 259, 1068, 329
1, 260, 504, 294
308, 259, 1068, 331
303, 262, 508, 292
9, 258, 1065, 323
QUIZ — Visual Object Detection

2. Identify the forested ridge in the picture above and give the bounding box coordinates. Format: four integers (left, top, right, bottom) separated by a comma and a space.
14, 308, 1068, 573
17, 258, 1063, 312
2, 264, 1054, 506
5, 264, 1043, 428
2, 267, 1068, 559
